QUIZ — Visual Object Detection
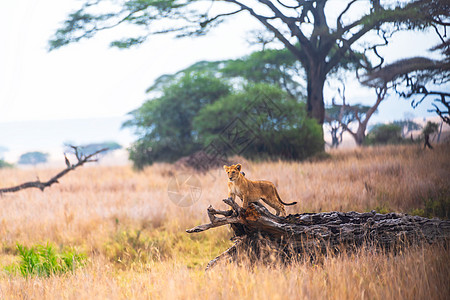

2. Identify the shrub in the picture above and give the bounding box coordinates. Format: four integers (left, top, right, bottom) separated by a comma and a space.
0, 159, 13, 168
366, 123, 403, 145
5, 243, 86, 277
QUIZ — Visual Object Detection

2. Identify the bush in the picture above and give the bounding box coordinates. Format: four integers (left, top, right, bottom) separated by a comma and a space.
366, 123, 403, 145
5, 243, 86, 277
0, 159, 13, 168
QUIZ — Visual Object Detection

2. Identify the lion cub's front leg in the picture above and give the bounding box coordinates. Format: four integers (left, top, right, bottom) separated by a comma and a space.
227, 182, 236, 202
242, 194, 250, 209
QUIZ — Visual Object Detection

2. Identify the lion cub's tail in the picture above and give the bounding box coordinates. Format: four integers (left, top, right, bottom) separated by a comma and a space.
275, 189, 297, 206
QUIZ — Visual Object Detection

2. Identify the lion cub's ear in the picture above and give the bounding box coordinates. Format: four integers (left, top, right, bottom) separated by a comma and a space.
236, 164, 242, 171
223, 165, 229, 170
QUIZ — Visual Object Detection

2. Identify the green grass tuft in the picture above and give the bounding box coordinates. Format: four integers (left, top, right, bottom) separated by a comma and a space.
5, 243, 86, 277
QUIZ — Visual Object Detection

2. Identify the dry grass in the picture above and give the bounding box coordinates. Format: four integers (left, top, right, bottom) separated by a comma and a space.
0, 144, 449, 299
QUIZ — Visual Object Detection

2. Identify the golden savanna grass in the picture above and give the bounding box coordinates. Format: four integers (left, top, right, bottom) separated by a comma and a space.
0, 144, 449, 299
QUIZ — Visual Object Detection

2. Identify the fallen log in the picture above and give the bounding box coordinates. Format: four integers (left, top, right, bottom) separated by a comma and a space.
187, 197, 450, 270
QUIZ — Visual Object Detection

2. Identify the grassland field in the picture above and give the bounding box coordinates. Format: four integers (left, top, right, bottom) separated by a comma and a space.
0, 144, 449, 299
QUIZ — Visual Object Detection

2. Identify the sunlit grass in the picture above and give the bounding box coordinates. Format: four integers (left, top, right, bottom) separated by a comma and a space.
0, 144, 449, 299
4, 243, 86, 277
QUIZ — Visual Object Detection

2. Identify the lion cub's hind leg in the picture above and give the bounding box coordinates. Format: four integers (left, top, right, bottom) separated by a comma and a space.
261, 196, 287, 217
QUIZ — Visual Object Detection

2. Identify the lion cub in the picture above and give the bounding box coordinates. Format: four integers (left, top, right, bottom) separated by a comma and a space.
223, 164, 297, 217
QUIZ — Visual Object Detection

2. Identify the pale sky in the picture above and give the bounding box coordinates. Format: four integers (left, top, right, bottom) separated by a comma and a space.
0, 0, 447, 124
0, 0, 260, 123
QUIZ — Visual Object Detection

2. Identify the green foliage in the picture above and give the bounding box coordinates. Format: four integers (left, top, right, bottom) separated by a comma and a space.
374, 204, 391, 215
194, 84, 323, 160
222, 49, 304, 99
365, 123, 403, 145
410, 189, 450, 220
124, 73, 231, 168
18, 151, 49, 165
147, 49, 307, 101
0, 159, 13, 169
147, 60, 226, 94
5, 243, 86, 277
422, 121, 439, 136
49, 0, 195, 51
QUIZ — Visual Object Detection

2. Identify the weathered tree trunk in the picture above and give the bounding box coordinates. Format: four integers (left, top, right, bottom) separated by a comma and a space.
306, 65, 326, 125
187, 198, 450, 270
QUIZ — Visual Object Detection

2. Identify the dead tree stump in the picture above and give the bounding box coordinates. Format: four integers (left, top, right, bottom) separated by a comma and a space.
187, 198, 450, 270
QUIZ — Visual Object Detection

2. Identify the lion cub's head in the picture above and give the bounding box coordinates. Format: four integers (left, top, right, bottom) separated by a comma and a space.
223, 164, 242, 182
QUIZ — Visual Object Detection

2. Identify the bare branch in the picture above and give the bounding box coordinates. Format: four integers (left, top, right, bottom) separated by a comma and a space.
186, 216, 242, 233
200, 9, 244, 28
0, 146, 108, 195
225, 0, 305, 61
258, 0, 313, 55
336, 0, 359, 32
275, 0, 301, 10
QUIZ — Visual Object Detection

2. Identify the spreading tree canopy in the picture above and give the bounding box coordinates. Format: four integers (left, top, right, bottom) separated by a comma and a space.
49, 0, 448, 127
123, 72, 231, 167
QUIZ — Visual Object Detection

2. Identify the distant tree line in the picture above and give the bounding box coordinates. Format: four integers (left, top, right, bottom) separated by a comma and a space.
0, 141, 122, 169
365, 121, 439, 147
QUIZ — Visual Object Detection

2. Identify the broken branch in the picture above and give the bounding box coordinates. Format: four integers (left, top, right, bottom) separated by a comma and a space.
0, 146, 108, 194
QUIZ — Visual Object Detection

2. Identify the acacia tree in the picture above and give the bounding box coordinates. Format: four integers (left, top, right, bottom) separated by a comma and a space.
344, 87, 386, 145
325, 103, 371, 148
363, 41, 450, 125
49, 0, 447, 127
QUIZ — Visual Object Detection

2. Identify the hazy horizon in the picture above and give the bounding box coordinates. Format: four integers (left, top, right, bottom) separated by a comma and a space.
0, 116, 135, 162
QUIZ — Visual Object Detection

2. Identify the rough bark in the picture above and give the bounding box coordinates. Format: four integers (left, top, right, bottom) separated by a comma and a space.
187, 198, 450, 270
306, 65, 326, 124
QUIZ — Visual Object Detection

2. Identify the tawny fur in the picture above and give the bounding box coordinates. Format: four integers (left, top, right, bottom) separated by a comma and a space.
223, 164, 297, 217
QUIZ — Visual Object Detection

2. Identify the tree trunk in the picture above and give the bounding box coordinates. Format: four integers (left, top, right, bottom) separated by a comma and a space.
355, 125, 367, 146
187, 198, 450, 270
306, 64, 326, 125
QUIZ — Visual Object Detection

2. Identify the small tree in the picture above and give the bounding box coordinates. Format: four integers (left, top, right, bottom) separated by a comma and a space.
18, 152, 49, 165
325, 99, 371, 148
422, 121, 439, 149
366, 123, 403, 145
